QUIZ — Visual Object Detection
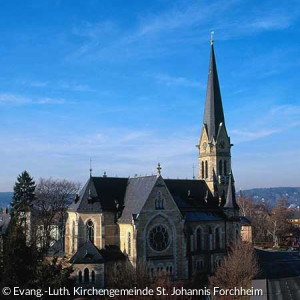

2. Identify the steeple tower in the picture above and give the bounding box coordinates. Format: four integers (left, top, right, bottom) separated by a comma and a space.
203, 38, 225, 141
197, 37, 232, 200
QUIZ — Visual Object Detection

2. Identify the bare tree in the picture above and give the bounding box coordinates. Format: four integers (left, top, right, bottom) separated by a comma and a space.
105, 260, 189, 300
105, 260, 152, 289
209, 242, 259, 300
33, 178, 80, 253
267, 198, 292, 247
237, 196, 255, 218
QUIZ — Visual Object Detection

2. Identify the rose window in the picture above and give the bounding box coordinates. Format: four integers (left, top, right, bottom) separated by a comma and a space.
149, 225, 169, 251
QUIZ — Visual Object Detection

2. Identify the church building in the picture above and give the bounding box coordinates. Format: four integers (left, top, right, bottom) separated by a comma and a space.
64, 39, 241, 287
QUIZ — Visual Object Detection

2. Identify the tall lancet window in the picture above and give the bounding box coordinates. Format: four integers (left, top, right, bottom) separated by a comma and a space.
196, 228, 202, 250
72, 221, 75, 252
87, 220, 94, 244
215, 227, 220, 249
84, 268, 89, 283
205, 161, 208, 178
224, 161, 227, 175
208, 227, 213, 250
201, 161, 204, 179
219, 160, 223, 176
127, 232, 131, 256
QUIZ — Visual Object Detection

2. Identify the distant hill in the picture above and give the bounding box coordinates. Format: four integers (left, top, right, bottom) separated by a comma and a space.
0, 192, 74, 209
240, 187, 300, 207
0, 192, 13, 209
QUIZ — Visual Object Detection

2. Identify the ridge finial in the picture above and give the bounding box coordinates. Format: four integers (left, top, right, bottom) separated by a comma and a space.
210, 31, 214, 45
157, 163, 162, 176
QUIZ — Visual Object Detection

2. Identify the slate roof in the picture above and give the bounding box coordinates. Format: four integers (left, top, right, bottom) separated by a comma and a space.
69, 175, 229, 223
69, 177, 128, 212
70, 240, 104, 264
185, 211, 224, 222
120, 176, 158, 219
0, 213, 11, 235
203, 42, 225, 141
164, 179, 216, 209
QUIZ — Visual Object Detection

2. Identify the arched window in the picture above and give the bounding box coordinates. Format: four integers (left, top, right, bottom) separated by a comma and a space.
224, 160, 227, 175
201, 161, 204, 179
127, 232, 131, 256
169, 266, 172, 275
84, 268, 89, 283
205, 161, 208, 178
215, 227, 220, 249
155, 191, 164, 209
219, 160, 222, 176
78, 271, 82, 283
196, 228, 202, 250
91, 270, 95, 284
208, 227, 213, 250
200, 261, 204, 269
72, 221, 75, 253
86, 220, 94, 244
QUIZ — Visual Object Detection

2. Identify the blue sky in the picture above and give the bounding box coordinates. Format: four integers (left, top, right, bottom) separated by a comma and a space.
0, 0, 300, 191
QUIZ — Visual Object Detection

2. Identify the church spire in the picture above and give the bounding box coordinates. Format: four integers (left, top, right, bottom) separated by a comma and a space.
223, 172, 239, 209
203, 38, 225, 141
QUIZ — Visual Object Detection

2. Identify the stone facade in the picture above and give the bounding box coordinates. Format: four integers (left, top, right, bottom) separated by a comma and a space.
65, 41, 244, 287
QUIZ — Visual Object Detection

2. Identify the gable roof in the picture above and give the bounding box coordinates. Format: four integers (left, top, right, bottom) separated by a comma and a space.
69, 177, 128, 212
120, 176, 157, 219
164, 179, 216, 209
69, 240, 104, 264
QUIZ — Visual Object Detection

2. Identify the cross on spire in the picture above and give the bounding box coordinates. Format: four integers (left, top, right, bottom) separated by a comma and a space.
89, 158, 92, 177
210, 31, 214, 45
157, 163, 162, 176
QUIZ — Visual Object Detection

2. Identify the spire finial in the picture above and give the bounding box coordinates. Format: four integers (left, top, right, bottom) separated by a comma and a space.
210, 31, 214, 45
89, 158, 92, 177
157, 163, 162, 176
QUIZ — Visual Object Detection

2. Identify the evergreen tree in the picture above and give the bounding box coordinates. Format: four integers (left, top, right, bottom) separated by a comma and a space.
11, 171, 36, 214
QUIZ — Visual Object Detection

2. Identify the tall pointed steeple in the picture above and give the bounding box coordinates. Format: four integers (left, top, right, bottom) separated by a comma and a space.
198, 36, 232, 200
203, 39, 225, 141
